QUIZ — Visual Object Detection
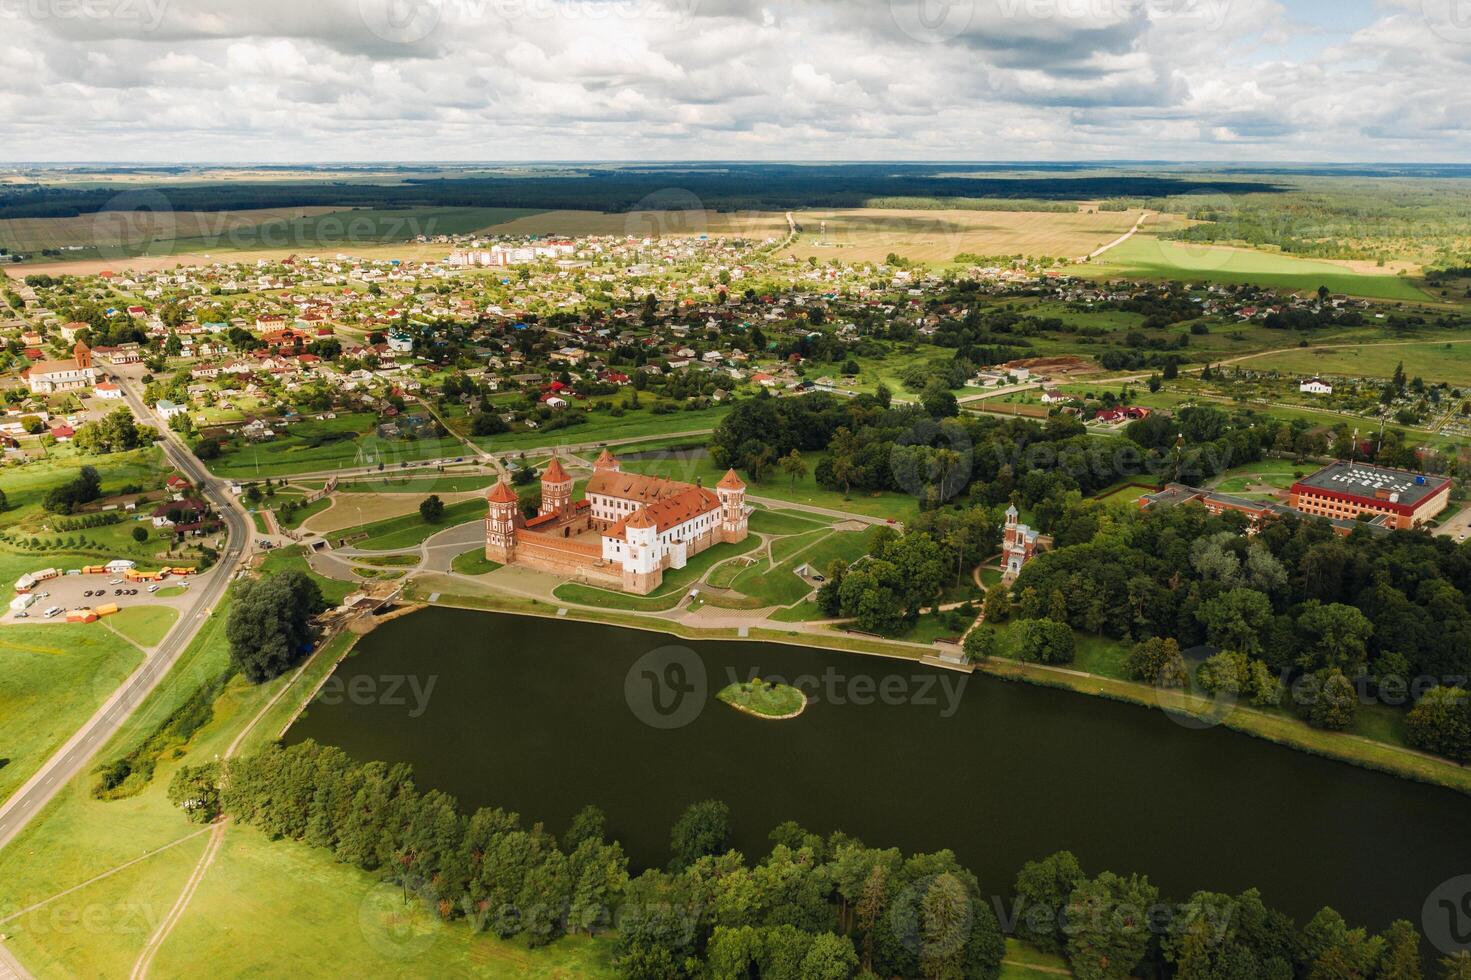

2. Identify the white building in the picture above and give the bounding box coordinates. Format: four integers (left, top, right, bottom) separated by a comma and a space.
1299, 378, 1333, 395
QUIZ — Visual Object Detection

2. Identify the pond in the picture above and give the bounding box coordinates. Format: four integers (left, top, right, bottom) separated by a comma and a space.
288, 608, 1471, 940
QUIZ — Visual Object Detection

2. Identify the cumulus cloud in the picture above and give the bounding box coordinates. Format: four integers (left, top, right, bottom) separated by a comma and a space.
0, 0, 1466, 160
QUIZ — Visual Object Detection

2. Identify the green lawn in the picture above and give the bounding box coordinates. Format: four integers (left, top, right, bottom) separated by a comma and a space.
105, 605, 179, 648
1089, 235, 1436, 302
450, 549, 503, 576
274, 495, 333, 530
260, 545, 356, 606
728, 527, 882, 607
206, 412, 465, 479
471, 403, 732, 453
337, 473, 497, 494
345, 498, 487, 551
1002, 939, 1073, 978
0, 623, 143, 803
1247, 341, 1471, 387
747, 507, 832, 535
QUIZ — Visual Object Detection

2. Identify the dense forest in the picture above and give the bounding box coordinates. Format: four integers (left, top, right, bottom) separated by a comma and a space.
173, 739, 1439, 979
0, 165, 1281, 220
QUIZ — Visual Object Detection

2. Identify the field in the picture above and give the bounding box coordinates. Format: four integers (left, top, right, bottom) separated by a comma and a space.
1089, 234, 1436, 302
726, 526, 883, 607
1241, 340, 1471, 387
205, 413, 465, 480
0, 623, 143, 803
105, 606, 180, 648
259, 546, 355, 606
478, 208, 791, 240
782, 206, 1146, 264
302, 489, 481, 535
0, 206, 546, 264
341, 498, 486, 552
468, 403, 733, 454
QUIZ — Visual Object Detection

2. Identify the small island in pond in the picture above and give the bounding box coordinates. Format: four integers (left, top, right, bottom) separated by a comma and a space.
717, 679, 808, 720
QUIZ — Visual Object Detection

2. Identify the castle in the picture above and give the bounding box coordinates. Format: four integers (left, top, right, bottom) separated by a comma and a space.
485, 449, 749, 594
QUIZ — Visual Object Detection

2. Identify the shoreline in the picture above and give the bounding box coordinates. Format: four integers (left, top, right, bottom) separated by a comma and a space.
398, 587, 1471, 799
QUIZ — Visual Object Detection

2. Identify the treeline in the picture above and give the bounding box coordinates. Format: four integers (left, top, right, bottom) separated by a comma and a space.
996, 486, 1471, 740
170, 739, 1445, 979
711, 395, 1274, 513
0, 167, 1281, 220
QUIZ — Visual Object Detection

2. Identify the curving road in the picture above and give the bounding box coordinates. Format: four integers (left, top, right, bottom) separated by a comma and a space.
0, 382, 252, 853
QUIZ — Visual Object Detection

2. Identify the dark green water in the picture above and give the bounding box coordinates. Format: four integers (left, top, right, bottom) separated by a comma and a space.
288, 608, 1471, 938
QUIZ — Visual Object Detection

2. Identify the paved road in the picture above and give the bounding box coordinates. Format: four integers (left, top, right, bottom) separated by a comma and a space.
0, 384, 253, 853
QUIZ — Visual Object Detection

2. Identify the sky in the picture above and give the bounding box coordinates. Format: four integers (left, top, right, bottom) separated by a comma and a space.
2, 0, 1469, 162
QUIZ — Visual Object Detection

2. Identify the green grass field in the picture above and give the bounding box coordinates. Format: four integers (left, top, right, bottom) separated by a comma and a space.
450, 549, 502, 576
747, 508, 831, 535
728, 526, 882, 607
337, 474, 497, 494
342, 498, 486, 552
105, 606, 179, 648
0, 623, 143, 803
259, 545, 355, 605
1089, 235, 1435, 302
1244, 340, 1471, 387
470, 403, 732, 453
206, 413, 465, 479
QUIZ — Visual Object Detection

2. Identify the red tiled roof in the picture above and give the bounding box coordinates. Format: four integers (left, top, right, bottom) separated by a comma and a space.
605, 485, 720, 538
486, 480, 519, 504
541, 456, 571, 485
717, 468, 745, 490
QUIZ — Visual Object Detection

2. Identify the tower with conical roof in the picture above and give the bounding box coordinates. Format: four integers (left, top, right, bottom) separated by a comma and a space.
485, 478, 520, 563
620, 505, 661, 592
593, 448, 619, 473
539, 455, 573, 516
717, 468, 748, 543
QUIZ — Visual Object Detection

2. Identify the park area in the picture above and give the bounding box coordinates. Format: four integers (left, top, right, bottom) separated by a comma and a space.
1243, 340, 1471, 387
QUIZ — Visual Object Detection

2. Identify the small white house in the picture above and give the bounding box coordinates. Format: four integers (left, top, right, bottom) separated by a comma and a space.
1040, 388, 1069, 405
156, 399, 187, 420
1299, 378, 1333, 395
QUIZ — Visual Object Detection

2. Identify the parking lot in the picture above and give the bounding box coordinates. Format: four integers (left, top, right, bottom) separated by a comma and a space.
5, 569, 211, 624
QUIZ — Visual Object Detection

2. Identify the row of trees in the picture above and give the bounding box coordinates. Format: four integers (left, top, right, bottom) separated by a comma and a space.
170, 739, 1451, 979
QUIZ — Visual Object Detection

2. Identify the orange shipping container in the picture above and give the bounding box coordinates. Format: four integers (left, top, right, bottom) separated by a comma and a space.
95, 603, 120, 616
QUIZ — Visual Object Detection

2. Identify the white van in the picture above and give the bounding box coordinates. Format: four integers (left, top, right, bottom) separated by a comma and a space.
43, 606, 63, 619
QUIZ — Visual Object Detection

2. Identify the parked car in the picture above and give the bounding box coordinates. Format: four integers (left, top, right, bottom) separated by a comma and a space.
14, 611, 28, 618
147, 584, 159, 593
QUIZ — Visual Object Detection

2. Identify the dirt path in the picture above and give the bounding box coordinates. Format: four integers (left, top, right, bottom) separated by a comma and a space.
128, 821, 226, 980
1080, 210, 1150, 262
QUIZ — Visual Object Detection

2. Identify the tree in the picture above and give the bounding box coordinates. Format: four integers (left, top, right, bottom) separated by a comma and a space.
1196, 588, 1273, 656
419, 494, 445, 523
1015, 851, 1084, 956
1304, 668, 1357, 731
564, 804, 608, 850
1405, 687, 1471, 762
168, 763, 221, 823
963, 627, 995, 663
225, 570, 326, 683
132, 526, 149, 544
1014, 618, 1075, 665
669, 799, 731, 870
780, 448, 808, 490
1125, 637, 1185, 687
1066, 871, 1160, 980
1296, 601, 1373, 676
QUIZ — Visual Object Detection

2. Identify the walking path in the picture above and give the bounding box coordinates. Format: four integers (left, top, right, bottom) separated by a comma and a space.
1080, 210, 1150, 262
